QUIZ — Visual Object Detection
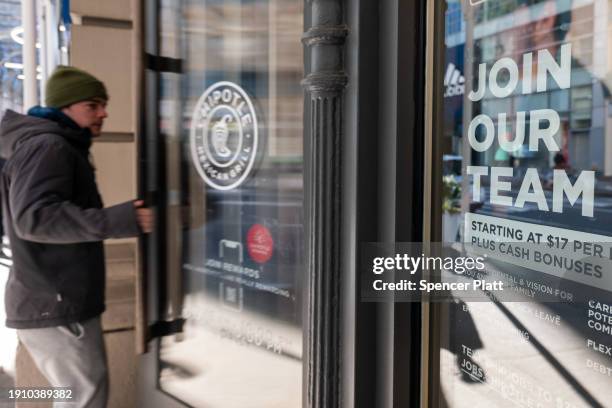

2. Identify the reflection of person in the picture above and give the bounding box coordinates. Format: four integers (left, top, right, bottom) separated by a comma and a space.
441, 299, 486, 384
527, 1, 609, 174
0, 66, 153, 408
494, 132, 516, 168
554, 152, 569, 170
517, 1, 573, 170
211, 114, 232, 158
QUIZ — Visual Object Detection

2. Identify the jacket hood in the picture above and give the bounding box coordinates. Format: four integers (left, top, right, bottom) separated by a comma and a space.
0, 109, 91, 159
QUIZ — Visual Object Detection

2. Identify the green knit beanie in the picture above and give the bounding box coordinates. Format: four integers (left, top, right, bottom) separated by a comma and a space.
45, 65, 108, 108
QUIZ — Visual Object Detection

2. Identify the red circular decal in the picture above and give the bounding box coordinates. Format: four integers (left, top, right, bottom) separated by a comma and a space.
247, 224, 274, 264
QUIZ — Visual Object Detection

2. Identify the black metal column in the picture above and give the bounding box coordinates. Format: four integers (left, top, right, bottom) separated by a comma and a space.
302, 1, 348, 407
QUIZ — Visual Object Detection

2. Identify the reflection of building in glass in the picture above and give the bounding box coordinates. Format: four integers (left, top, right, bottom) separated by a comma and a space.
441, 5, 612, 407
445, 0, 466, 41
444, 0, 612, 177
156, 1, 305, 406
178, 0, 303, 160
0, 0, 23, 114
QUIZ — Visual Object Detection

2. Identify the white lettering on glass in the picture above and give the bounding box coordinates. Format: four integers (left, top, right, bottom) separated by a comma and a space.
465, 44, 595, 218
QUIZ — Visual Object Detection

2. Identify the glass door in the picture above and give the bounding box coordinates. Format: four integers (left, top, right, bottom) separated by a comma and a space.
150, 1, 305, 406
430, 0, 612, 407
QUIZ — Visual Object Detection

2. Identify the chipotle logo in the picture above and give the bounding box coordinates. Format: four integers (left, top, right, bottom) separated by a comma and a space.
189, 81, 259, 190
246, 224, 274, 264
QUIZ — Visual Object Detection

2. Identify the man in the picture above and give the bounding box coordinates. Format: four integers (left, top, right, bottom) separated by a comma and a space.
0, 66, 152, 407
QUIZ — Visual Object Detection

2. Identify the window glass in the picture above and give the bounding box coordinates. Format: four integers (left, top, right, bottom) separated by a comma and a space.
156, 1, 304, 407
438, 0, 612, 406
0, 0, 23, 113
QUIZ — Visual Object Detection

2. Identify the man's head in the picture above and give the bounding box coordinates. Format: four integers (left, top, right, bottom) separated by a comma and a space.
45, 66, 109, 137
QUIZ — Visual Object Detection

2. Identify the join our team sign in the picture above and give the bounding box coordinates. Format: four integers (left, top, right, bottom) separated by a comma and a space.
465, 43, 594, 217
462, 43, 612, 292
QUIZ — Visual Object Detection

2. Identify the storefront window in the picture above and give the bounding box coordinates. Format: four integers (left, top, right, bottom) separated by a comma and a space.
155, 1, 304, 406
437, 0, 612, 406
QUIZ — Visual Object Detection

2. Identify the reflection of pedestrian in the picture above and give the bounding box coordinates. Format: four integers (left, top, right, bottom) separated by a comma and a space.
441, 299, 486, 383
494, 132, 516, 168
0, 66, 153, 407
554, 152, 568, 170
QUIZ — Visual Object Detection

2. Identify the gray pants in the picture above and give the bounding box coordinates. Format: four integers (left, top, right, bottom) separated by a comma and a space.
17, 317, 108, 408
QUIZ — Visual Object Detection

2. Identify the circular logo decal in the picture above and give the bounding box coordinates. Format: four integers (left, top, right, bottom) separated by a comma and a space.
190, 81, 259, 190
246, 224, 274, 264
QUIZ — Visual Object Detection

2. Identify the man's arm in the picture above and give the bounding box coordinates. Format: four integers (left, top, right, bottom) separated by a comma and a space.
9, 140, 141, 243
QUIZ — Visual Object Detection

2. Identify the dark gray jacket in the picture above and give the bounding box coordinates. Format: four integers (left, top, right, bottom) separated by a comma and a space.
0, 109, 140, 329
